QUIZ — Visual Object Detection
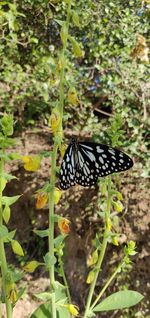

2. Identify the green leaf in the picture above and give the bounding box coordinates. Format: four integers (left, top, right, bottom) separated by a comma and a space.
11, 240, 24, 256
93, 290, 144, 312
30, 303, 71, 318
3, 205, 11, 224
54, 281, 67, 302
4, 229, 16, 242
54, 234, 64, 247
1, 114, 13, 136
43, 252, 57, 267
60, 23, 68, 46
34, 229, 49, 238
30, 303, 52, 318
16, 287, 26, 303
2, 195, 22, 206
72, 10, 80, 28
35, 292, 52, 302
0, 225, 8, 238
0, 173, 17, 181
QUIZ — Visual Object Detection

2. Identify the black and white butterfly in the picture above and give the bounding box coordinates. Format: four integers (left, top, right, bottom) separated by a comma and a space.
59, 138, 133, 190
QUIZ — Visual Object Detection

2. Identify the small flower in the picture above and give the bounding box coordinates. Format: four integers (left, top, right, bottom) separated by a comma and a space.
106, 217, 112, 230
64, 304, 79, 316
54, 188, 63, 204
35, 192, 48, 209
7, 283, 17, 304
58, 217, 70, 235
22, 155, 41, 172
49, 108, 60, 134
86, 270, 95, 284
87, 250, 98, 267
112, 236, 119, 246
112, 201, 123, 213
59, 143, 68, 157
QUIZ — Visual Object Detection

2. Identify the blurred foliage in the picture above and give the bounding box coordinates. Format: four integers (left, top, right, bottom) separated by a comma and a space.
0, 0, 149, 163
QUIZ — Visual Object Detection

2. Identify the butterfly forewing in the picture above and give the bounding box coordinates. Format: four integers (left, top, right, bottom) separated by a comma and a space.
79, 142, 133, 176
59, 139, 133, 190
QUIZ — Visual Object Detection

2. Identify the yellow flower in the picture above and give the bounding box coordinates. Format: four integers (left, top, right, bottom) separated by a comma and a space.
112, 236, 119, 246
58, 217, 70, 235
86, 270, 95, 284
9, 288, 17, 303
112, 201, 123, 213
67, 87, 79, 106
7, 283, 17, 304
65, 304, 79, 316
22, 155, 41, 172
35, 192, 48, 209
49, 108, 60, 134
87, 250, 98, 267
54, 188, 63, 204
106, 217, 112, 230
59, 143, 68, 157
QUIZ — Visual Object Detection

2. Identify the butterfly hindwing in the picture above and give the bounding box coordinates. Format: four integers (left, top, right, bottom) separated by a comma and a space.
59, 144, 76, 190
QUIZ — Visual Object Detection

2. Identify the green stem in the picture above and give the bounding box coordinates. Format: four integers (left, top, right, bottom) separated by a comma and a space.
49, 144, 58, 318
84, 177, 111, 318
48, 2, 72, 317
91, 261, 123, 310
0, 160, 12, 318
59, 261, 71, 303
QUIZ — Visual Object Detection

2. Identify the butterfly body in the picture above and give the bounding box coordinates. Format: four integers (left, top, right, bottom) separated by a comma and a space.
59, 138, 133, 190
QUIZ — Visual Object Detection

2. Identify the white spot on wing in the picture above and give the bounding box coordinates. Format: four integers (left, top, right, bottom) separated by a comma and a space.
96, 146, 104, 153
99, 156, 104, 164
108, 149, 116, 155
82, 148, 96, 162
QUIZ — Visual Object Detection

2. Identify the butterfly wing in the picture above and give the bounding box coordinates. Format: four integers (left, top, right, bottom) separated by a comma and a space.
74, 144, 99, 186
78, 142, 133, 179
59, 144, 76, 190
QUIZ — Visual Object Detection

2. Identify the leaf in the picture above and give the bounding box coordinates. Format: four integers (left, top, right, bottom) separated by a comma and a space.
2, 195, 22, 206
35, 292, 52, 302
23, 260, 42, 273
34, 229, 49, 238
3, 229, 16, 242
0, 225, 8, 238
30, 303, 52, 318
43, 252, 57, 267
11, 240, 24, 256
3, 205, 11, 224
54, 281, 67, 302
54, 234, 64, 247
93, 290, 144, 312
0, 173, 17, 181
30, 303, 71, 318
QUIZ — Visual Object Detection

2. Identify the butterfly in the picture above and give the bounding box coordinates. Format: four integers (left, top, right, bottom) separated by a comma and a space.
59, 138, 133, 190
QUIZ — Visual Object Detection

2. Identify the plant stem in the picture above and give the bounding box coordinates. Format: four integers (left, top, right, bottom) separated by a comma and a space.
84, 177, 111, 318
49, 144, 58, 318
0, 159, 12, 318
59, 261, 71, 303
48, 2, 72, 317
91, 261, 123, 310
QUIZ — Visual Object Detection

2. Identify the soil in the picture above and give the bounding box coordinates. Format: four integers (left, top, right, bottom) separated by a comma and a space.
1, 130, 150, 318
